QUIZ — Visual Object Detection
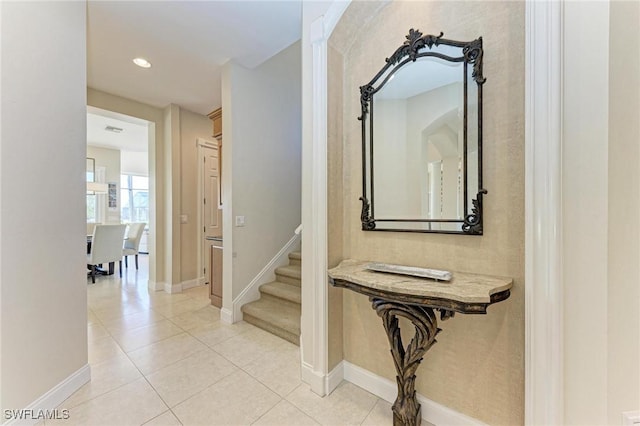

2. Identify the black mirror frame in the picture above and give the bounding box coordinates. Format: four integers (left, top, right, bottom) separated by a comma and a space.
358, 29, 487, 235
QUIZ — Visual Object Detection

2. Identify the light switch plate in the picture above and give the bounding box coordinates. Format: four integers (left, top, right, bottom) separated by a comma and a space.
180, 214, 188, 224
235, 216, 245, 227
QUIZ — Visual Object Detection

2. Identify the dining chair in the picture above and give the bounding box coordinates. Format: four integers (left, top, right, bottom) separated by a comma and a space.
87, 224, 127, 283
123, 222, 146, 270
86, 222, 100, 236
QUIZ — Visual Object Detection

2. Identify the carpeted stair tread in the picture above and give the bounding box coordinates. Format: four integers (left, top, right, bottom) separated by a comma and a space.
288, 252, 301, 266
240, 250, 302, 344
260, 281, 301, 305
241, 298, 300, 345
275, 264, 301, 286
275, 264, 301, 279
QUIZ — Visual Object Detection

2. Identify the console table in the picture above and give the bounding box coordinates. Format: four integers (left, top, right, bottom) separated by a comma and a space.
328, 259, 513, 426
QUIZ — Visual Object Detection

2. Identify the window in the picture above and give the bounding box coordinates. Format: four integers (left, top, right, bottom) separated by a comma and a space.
87, 194, 97, 222
121, 174, 149, 223
87, 167, 97, 223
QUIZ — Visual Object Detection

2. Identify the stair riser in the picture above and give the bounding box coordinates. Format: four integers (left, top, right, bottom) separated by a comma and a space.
275, 273, 300, 286
243, 314, 299, 346
259, 291, 301, 308
288, 252, 301, 266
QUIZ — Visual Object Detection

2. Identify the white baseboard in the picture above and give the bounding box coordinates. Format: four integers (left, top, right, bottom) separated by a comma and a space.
197, 275, 207, 286
301, 361, 326, 396
180, 278, 202, 291
231, 233, 301, 322
3, 364, 91, 425
327, 361, 344, 394
342, 361, 487, 426
220, 308, 233, 324
147, 280, 165, 292
159, 278, 204, 294
164, 282, 182, 294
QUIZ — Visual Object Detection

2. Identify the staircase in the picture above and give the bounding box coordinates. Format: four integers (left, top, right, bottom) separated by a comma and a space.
241, 251, 301, 345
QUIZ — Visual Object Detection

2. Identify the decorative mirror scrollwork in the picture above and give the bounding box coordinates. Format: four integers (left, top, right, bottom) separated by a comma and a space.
359, 29, 487, 234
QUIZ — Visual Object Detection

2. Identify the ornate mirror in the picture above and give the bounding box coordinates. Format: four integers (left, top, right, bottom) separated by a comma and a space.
359, 29, 486, 234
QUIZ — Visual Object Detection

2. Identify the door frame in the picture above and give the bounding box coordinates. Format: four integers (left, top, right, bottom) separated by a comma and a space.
196, 137, 219, 285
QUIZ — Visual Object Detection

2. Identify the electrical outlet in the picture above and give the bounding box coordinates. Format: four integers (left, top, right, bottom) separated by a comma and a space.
235, 216, 245, 227
180, 214, 188, 224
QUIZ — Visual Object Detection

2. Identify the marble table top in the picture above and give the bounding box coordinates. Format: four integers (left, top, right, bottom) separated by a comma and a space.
328, 259, 513, 313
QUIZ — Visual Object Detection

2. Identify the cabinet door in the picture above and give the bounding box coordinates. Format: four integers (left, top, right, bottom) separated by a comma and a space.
210, 243, 223, 308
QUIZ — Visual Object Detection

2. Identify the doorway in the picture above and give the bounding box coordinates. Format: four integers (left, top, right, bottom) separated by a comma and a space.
86, 106, 153, 279
197, 138, 223, 305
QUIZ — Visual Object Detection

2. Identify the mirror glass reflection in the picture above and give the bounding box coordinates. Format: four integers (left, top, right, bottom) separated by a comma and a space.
360, 30, 485, 234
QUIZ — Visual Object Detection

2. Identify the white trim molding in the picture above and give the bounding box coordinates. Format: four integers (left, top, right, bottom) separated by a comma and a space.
180, 278, 203, 291
230, 230, 301, 322
3, 364, 91, 425
147, 280, 165, 292
327, 360, 344, 394
162, 278, 205, 294
525, 1, 564, 425
300, 0, 350, 396
164, 282, 182, 294
342, 361, 486, 425
220, 308, 233, 324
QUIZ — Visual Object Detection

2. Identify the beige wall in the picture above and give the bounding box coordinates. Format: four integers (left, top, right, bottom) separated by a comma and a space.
223, 42, 302, 300
607, 1, 640, 422
162, 104, 214, 286
179, 108, 214, 282
329, 2, 525, 424
1, 0, 88, 411
328, 44, 345, 370
87, 145, 121, 223
163, 104, 181, 285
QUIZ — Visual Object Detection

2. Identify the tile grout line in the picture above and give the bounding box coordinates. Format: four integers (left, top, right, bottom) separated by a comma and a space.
84, 260, 350, 426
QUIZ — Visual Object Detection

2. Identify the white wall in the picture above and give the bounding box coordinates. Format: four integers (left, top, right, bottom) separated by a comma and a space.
223, 41, 302, 300
563, 3, 609, 422
373, 99, 409, 218
373, 83, 462, 223
0, 0, 88, 413
563, 1, 640, 424
121, 151, 148, 176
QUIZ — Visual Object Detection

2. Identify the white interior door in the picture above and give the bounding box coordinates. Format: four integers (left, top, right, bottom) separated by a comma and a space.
201, 144, 222, 281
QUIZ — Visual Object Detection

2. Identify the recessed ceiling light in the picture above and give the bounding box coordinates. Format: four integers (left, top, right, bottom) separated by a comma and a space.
133, 57, 151, 68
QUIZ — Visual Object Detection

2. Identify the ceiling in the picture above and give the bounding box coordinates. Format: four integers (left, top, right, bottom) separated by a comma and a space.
87, 1, 303, 116
87, 107, 149, 152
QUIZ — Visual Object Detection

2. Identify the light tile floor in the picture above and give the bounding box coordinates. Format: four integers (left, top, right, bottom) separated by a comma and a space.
52, 256, 395, 426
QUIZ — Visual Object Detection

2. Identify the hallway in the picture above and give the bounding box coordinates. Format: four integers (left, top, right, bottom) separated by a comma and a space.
50, 257, 393, 425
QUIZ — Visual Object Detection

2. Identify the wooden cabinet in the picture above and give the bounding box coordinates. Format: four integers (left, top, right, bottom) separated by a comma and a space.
207, 107, 222, 139
209, 238, 223, 308
207, 107, 223, 207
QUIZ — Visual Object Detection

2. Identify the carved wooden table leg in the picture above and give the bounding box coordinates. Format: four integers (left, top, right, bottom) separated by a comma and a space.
371, 298, 452, 426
